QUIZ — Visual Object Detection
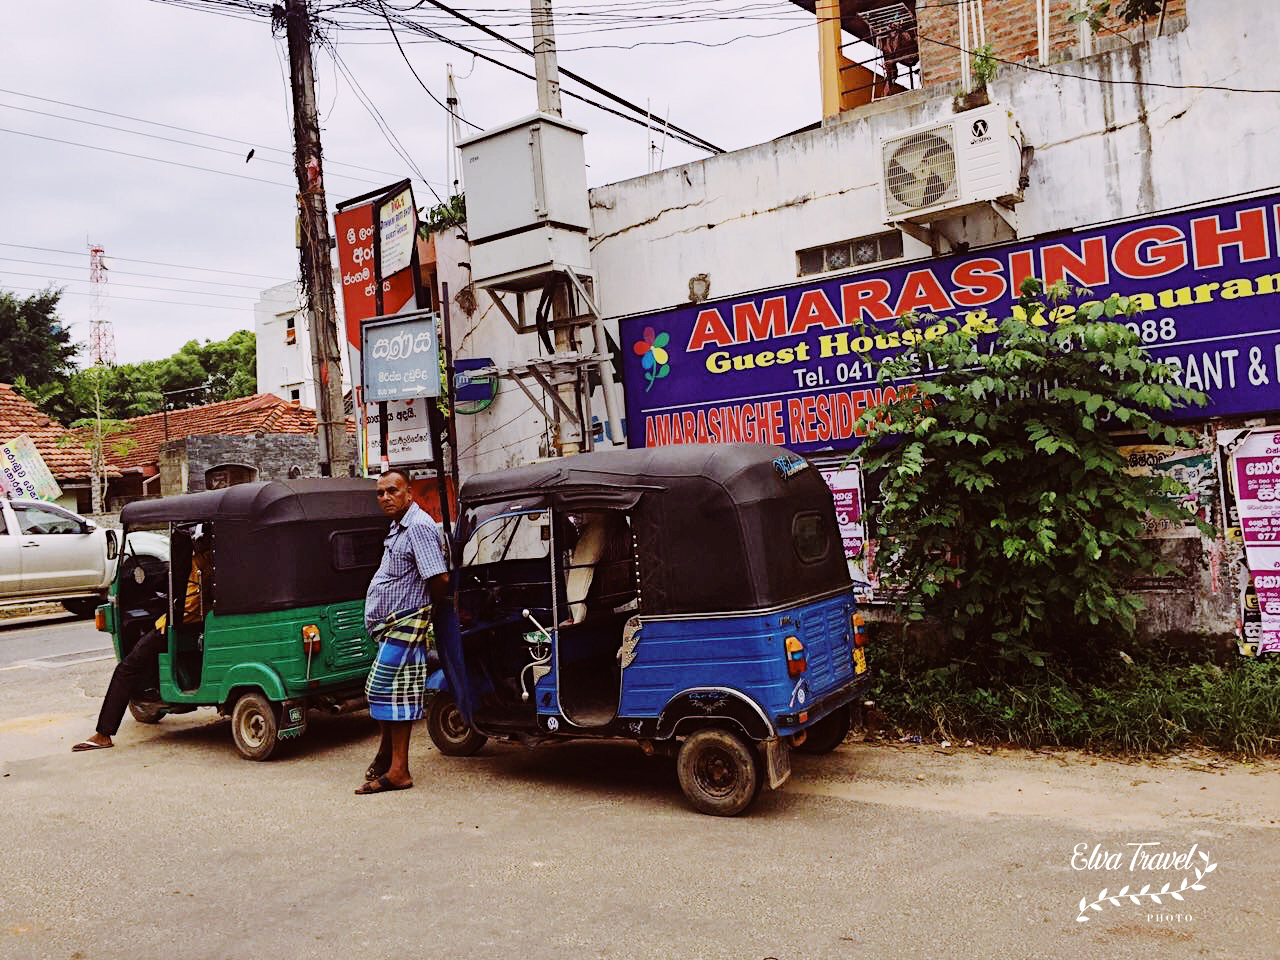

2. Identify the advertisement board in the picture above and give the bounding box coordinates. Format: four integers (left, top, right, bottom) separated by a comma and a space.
1230, 429, 1280, 654
620, 192, 1280, 455
0, 434, 62, 501
361, 311, 441, 402
334, 183, 423, 469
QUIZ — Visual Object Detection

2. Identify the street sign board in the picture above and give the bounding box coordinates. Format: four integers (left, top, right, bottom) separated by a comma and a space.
361, 310, 442, 402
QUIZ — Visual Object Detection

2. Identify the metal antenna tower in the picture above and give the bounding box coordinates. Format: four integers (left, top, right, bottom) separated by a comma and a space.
86, 241, 113, 512
88, 243, 115, 365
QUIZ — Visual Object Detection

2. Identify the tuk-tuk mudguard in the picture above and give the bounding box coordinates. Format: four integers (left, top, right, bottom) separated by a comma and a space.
656, 688, 774, 741
218, 664, 288, 705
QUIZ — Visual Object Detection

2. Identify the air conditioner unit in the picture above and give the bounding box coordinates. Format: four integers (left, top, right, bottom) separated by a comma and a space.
880, 104, 1024, 224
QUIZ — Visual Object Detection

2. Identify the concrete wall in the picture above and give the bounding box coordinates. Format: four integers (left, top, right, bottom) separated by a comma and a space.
182, 434, 319, 493
254, 282, 351, 409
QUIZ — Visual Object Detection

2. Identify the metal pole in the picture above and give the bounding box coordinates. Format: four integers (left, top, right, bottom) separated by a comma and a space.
284, 0, 350, 478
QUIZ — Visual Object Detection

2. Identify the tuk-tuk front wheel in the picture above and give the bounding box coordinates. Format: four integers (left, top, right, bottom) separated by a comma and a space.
230, 692, 280, 761
426, 692, 488, 757
676, 727, 762, 817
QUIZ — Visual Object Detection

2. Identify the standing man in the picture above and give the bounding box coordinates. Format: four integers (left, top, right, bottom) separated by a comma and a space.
357, 468, 450, 794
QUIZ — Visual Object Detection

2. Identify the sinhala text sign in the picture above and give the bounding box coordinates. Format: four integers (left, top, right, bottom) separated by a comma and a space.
621, 191, 1280, 454
361, 310, 441, 402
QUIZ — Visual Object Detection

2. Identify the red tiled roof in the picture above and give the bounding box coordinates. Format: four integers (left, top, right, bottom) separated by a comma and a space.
0, 382, 120, 480
105, 393, 323, 470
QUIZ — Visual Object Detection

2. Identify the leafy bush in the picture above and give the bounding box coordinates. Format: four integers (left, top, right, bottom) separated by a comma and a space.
855, 279, 1210, 672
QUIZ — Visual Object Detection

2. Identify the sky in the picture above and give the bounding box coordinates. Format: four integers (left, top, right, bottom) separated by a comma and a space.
1, 0, 828, 366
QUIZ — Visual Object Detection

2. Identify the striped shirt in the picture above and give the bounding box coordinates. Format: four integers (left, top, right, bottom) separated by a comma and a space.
364, 502, 449, 631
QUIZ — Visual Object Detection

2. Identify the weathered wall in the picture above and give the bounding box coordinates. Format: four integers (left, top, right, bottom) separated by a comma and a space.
175, 434, 320, 493
580, 0, 1273, 644
588, 0, 1268, 322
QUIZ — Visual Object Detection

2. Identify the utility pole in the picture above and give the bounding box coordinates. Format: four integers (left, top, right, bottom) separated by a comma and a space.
87, 242, 113, 513
531, 0, 582, 455
282, 0, 350, 477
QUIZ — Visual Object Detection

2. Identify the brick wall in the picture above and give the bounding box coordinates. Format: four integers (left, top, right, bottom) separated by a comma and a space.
917, 0, 1188, 91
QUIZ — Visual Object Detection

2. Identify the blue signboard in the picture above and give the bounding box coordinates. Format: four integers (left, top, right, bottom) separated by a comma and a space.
620, 192, 1280, 454
361, 310, 441, 402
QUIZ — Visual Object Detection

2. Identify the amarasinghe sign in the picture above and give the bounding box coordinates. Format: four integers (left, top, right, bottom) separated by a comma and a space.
360, 311, 442, 402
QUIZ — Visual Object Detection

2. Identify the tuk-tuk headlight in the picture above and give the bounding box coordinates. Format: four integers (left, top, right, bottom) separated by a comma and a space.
301, 624, 321, 655
784, 635, 807, 676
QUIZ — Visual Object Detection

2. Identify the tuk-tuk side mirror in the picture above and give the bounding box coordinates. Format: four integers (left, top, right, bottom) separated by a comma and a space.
106, 529, 119, 561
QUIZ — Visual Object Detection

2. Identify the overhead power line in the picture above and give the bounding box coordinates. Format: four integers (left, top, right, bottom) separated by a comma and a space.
0, 269, 259, 300
362, 0, 725, 152
0, 256, 282, 290
0, 86, 424, 180
3, 283, 255, 314
0, 242, 292, 280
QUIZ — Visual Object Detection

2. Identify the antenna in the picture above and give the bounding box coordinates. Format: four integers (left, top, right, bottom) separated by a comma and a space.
87, 242, 115, 366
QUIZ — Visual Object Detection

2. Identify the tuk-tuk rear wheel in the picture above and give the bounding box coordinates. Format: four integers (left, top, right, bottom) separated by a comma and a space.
795, 706, 852, 755
426, 692, 488, 757
230, 692, 280, 761
676, 727, 762, 817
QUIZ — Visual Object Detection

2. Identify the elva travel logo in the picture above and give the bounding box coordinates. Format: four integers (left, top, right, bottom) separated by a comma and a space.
1072, 842, 1217, 922
633, 326, 672, 391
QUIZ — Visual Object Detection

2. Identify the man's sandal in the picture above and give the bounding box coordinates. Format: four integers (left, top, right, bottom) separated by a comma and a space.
355, 775, 413, 795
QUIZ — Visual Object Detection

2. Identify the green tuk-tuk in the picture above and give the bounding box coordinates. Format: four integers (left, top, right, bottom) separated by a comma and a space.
97, 479, 390, 759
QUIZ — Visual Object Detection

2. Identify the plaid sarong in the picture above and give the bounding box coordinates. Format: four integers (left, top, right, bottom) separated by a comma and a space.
365, 606, 434, 722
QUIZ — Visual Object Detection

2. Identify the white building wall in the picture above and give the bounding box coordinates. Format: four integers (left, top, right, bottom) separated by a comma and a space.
254, 281, 350, 408
443, 0, 1276, 486
588, 0, 1275, 321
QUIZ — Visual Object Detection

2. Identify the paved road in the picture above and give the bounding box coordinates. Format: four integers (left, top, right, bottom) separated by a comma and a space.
0, 614, 111, 668
0, 618, 1276, 960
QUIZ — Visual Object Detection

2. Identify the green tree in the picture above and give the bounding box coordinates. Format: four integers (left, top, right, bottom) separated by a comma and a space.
855, 279, 1210, 673
61, 330, 258, 421
0, 288, 79, 390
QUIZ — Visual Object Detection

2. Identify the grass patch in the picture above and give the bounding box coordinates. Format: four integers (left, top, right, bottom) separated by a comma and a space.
867, 627, 1280, 758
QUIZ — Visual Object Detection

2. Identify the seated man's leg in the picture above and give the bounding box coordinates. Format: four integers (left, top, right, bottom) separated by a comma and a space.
95, 628, 168, 738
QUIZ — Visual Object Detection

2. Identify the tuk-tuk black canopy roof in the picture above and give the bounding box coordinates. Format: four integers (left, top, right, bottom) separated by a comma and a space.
459, 445, 852, 614
123, 479, 390, 615
121, 478, 381, 529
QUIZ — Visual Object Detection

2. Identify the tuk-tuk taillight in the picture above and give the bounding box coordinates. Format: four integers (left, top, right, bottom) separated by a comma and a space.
852, 612, 866, 648
301, 624, 321, 655
784, 636, 806, 676
94, 607, 106, 632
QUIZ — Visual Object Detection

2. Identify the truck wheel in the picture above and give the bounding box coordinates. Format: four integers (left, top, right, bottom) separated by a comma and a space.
426, 692, 487, 756
677, 727, 762, 816
795, 706, 851, 755
128, 700, 167, 725
230, 692, 279, 761
63, 599, 99, 619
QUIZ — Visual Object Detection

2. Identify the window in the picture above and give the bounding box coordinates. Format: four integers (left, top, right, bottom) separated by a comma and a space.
463, 511, 550, 567
205, 464, 257, 490
798, 231, 903, 277
284, 313, 297, 345
287, 385, 302, 406
792, 511, 830, 564
331, 527, 388, 571
13, 503, 82, 535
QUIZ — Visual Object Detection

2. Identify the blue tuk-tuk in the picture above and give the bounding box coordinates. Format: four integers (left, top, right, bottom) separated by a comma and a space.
426, 445, 869, 816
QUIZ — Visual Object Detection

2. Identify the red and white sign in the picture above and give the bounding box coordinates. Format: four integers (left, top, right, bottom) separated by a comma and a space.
819, 464, 872, 591
334, 188, 424, 468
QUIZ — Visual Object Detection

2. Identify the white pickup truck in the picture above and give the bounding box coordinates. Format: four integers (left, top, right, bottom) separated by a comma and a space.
0, 498, 120, 617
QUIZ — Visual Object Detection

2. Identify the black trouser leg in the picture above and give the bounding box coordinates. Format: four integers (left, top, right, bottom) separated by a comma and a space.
96, 628, 168, 736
